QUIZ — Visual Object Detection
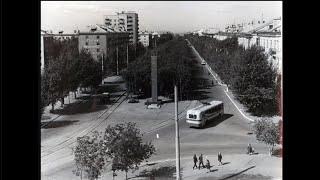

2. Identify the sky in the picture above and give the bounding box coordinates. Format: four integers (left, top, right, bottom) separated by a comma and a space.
41, 1, 282, 34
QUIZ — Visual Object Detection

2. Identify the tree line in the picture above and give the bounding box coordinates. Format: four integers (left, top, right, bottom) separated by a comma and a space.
185, 34, 280, 116
41, 37, 102, 114
123, 35, 195, 99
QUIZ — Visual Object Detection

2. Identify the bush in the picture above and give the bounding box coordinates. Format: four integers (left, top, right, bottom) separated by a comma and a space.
253, 119, 280, 155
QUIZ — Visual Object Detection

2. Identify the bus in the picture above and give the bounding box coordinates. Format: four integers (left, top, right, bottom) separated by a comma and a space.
186, 101, 224, 128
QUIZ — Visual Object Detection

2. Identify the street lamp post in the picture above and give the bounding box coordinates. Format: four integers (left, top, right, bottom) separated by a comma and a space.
174, 85, 181, 180
101, 53, 104, 85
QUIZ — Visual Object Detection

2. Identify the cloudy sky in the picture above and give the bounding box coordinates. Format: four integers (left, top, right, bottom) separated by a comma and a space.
41, 1, 282, 33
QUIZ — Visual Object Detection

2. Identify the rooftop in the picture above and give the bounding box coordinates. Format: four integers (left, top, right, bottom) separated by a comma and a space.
191, 100, 223, 112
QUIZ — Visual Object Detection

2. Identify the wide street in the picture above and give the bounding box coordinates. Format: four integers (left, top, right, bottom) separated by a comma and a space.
41, 42, 281, 180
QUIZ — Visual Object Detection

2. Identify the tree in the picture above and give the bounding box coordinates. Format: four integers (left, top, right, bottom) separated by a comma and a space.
186, 34, 279, 116
78, 49, 102, 92
253, 119, 280, 155
103, 122, 155, 179
44, 57, 61, 112
73, 132, 106, 180
41, 74, 49, 116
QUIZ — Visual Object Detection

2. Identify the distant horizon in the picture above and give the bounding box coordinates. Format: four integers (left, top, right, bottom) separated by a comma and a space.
41, 1, 282, 34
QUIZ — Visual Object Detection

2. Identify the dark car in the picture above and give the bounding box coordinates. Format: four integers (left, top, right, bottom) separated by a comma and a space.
128, 98, 139, 103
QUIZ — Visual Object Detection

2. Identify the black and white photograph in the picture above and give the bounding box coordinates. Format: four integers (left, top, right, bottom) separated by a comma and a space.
40, 1, 282, 179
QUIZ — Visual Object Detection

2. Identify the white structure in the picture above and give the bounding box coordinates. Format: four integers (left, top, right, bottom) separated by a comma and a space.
186, 101, 224, 128
40, 30, 46, 73
151, 32, 160, 39
104, 11, 139, 45
213, 17, 282, 74
139, 31, 151, 47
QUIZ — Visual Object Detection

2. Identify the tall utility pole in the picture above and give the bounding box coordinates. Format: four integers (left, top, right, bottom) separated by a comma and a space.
116, 46, 119, 75
174, 85, 181, 180
127, 43, 129, 68
101, 53, 104, 85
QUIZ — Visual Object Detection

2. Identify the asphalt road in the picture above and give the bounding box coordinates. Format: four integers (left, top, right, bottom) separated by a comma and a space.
142, 41, 267, 163
41, 41, 277, 179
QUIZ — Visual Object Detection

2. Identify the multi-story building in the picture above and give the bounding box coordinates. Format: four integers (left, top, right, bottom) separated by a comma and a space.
212, 17, 282, 74
42, 30, 79, 69
78, 24, 130, 61
139, 31, 151, 47
104, 11, 139, 46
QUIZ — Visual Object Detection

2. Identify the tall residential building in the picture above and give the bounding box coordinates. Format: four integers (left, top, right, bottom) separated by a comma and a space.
139, 31, 151, 47
104, 11, 139, 46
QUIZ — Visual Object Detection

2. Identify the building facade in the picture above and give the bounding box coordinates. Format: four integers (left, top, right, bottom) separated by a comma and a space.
139, 31, 151, 47
78, 24, 130, 61
211, 17, 282, 74
104, 11, 139, 46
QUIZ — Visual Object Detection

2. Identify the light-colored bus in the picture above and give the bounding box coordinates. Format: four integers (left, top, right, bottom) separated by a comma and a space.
186, 101, 224, 128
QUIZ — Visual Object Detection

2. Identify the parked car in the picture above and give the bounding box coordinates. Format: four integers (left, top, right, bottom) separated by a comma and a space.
128, 98, 139, 103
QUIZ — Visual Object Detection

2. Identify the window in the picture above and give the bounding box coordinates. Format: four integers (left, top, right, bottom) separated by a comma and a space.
96, 40, 100, 45
97, 35, 100, 39
188, 114, 197, 119
97, 48, 100, 52
86, 35, 89, 39
85, 42, 88, 45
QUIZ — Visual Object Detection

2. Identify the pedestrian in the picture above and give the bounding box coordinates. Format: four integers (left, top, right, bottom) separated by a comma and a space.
247, 144, 254, 155
199, 154, 205, 169
218, 152, 223, 166
205, 158, 211, 172
193, 154, 198, 170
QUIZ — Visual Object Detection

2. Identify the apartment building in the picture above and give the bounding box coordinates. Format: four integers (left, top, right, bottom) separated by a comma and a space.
78, 24, 130, 61
139, 31, 151, 47
104, 11, 139, 46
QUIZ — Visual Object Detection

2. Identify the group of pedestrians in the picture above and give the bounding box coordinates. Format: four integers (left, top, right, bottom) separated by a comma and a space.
193, 144, 256, 172
193, 152, 223, 172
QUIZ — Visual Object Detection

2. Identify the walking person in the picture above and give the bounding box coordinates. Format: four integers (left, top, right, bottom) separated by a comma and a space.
247, 144, 254, 155
199, 154, 205, 169
193, 154, 198, 170
218, 152, 223, 166
205, 157, 211, 172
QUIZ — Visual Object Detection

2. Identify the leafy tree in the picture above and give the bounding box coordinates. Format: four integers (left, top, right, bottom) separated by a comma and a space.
41, 74, 49, 116
186, 34, 279, 116
253, 119, 280, 155
123, 36, 195, 99
78, 49, 102, 92
73, 132, 106, 180
102, 122, 155, 180
44, 57, 61, 112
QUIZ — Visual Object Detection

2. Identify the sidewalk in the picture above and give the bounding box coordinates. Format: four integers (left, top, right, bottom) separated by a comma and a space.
100, 153, 282, 180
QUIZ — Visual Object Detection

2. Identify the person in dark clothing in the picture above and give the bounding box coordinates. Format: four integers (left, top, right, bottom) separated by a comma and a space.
199, 154, 205, 169
206, 158, 211, 172
218, 152, 223, 166
247, 144, 254, 155
193, 154, 198, 170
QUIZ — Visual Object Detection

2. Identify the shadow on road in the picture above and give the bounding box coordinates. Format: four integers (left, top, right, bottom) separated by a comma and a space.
190, 114, 233, 129
219, 166, 256, 180
51, 98, 108, 115
41, 120, 79, 129
131, 166, 179, 180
